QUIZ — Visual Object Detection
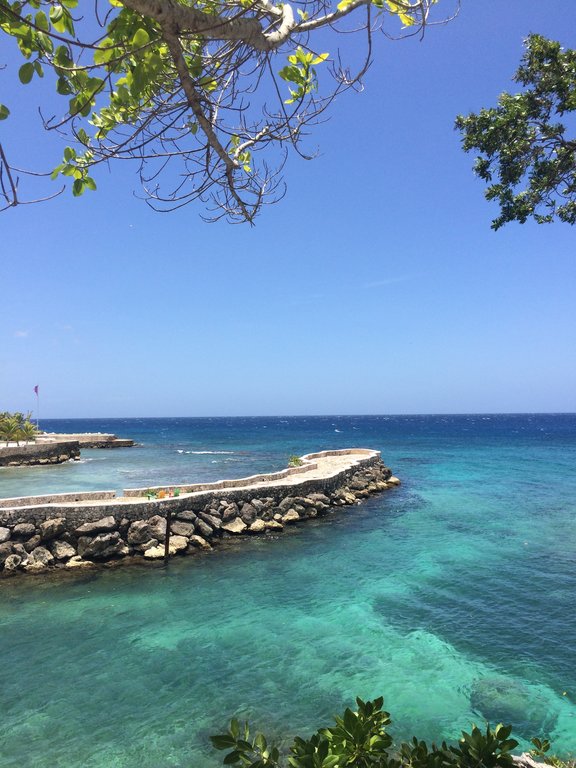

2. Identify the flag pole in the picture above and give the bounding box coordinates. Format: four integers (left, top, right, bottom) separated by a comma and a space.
34, 385, 39, 431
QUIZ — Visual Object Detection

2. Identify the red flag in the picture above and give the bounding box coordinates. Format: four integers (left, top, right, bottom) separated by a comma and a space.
34, 385, 39, 395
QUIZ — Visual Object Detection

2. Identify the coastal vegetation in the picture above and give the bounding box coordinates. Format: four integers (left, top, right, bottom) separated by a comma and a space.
0, 411, 37, 445
456, 35, 576, 230
211, 696, 573, 768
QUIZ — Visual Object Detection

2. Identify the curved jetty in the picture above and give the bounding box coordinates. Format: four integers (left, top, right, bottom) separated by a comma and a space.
0, 448, 400, 577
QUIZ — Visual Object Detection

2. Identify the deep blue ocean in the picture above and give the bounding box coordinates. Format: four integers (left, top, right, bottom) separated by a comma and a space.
0, 414, 575, 767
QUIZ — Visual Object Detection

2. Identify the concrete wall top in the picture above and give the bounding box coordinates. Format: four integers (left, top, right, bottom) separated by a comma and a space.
123, 448, 380, 497
0, 449, 382, 527
0, 490, 117, 509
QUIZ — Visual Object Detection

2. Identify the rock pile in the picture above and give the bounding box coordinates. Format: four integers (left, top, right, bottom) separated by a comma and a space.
0, 457, 400, 577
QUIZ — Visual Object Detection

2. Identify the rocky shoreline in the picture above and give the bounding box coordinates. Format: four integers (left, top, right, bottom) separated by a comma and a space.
0, 449, 399, 578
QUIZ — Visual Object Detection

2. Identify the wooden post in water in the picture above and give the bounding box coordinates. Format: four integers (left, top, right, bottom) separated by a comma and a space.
164, 507, 172, 565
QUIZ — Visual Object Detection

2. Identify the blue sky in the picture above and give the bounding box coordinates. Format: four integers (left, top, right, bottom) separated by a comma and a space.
1, 1, 575, 417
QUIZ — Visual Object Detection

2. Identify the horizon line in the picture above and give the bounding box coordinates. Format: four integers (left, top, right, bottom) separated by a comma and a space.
35, 411, 576, 419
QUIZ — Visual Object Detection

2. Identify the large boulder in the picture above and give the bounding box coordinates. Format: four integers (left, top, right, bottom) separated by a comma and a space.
171, 521, 195, 538
278, 497, 296, 513
170, 535, 188, 553
306, 493, 331, 509
127, 520, 153, 546
248, 519, 266, 534
239, 503, 257, 524
0, 527, 11, 544
3, 554, 23, 572
188, 535, 212, 551
221, 503, 239, 522
281, 509, 300, 524
12, 523, 36, 538
221, 517, 247, 535
66, 556, 93, 569
195, 518, 213, 539
143, 536, 187, 558
23, 535, 42, 553
197, 511, 221, 529
143, 545, 165, 560
0, 542, 13, 565
12, 543, 28, 558
50, 540, 77, 560
39, 518, 66, 541
24, 546, 54, 572
147, 515, 167, 540
77, 532, 128, 560
75, 516, 117, 535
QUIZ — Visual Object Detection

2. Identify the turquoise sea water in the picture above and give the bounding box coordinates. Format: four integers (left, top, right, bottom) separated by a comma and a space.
1, 415, 575, 766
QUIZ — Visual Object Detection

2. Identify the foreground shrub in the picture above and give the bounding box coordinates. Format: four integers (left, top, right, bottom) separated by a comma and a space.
211, 696, 566, 768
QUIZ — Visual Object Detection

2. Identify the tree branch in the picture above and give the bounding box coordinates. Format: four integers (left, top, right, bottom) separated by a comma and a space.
161, 22, 255, 220
121, 0, 293, 51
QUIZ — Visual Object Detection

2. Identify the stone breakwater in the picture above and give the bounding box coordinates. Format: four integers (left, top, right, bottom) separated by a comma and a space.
0, 441, 81, 467
0, 432, 135, 468
0, 449, 399, 578
37, 433, 135, 449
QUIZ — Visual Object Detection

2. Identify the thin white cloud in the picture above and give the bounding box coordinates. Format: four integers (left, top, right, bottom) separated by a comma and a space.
363, 275, 417, 289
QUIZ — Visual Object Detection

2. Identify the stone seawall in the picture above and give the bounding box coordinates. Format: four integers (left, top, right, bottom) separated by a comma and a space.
0, 449, 400, 578
0, 433, 134, 469
37, 433, 134, 448
0, 441, 80, 467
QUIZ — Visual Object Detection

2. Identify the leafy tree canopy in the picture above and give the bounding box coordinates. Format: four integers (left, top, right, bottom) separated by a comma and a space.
0, 0, 451, 222
456, 34, 576, 231
0, 411, 37, 444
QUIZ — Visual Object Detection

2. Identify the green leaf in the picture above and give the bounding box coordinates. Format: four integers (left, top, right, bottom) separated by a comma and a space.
210, 735, 237, 750
18, 63, 35, 84
0, 104, 10, 120
72, 178, 84, 196
132, 28, 150, 48
35, 11, 49, 31
94, 45, 116, 66
56, 76, 72, 95
49, 5, 64, 24
254, 733, 267, 752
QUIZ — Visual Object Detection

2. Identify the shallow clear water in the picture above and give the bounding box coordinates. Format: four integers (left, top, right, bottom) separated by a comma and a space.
0, 415, 575, 766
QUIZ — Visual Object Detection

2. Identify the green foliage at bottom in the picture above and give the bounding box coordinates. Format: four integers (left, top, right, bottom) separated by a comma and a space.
210, 696, 564, 768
